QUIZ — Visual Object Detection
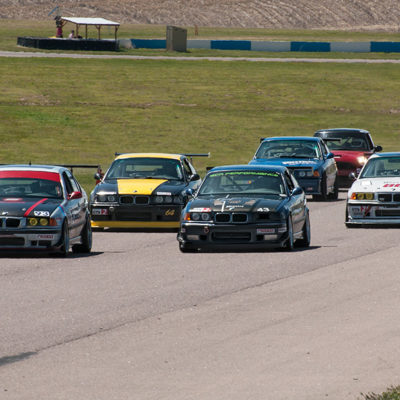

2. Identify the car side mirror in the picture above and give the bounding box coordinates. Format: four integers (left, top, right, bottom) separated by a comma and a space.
374, 145, 383, 153
291, 187, 303, 196
94, 172, 102, 181
349, 172, 358, 180
189, 173, 200, 182
68, 191, 83, 200
326, 152, 334, 159
184, 188, 195, 198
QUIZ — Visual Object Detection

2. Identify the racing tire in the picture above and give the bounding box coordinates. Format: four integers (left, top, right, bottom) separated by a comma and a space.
295, 211, 311, 248
312, 173, 328, 202
284, 216, 295, 251
328, 176, 339, 201
179, 242, 197, 253
72, 218, 92, 254
55, 222, 70, 257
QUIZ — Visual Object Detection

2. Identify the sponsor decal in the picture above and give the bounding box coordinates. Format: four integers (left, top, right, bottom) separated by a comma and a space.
352, 205, 372, 217
257, 228, 275, 234
209, 171, 279, 177
0, 171, 60, 182
92, 208, 109, 216
282, 161, 316, 165
34, 210, 50, 217
191, 207, 212, 212
165, 209, 175, 216
157, 192, 172, 196
2, 198, 23, 202
383, 183, 400, 188
37, 234, 55, 240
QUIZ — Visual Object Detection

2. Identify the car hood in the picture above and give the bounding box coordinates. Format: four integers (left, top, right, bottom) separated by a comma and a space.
250, 158, 321, 168
189, 196, 285, 213
93, 179, 187, 196
0, 197, 63, 217
350, 177, 400, 193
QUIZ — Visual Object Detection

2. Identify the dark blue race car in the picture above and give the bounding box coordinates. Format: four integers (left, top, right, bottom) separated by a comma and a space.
249, 136, 338, 201
177, 164, 310, 252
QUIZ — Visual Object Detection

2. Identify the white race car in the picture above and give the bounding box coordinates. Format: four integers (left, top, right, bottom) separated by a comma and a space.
346, 152, 400, 227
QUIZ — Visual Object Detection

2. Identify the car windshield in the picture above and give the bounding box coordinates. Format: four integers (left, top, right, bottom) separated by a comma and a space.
255, 140, 321, 159
321, 133, 371, 151
360, 157, 400, 178
0, 178, 63, 199
106, 157, 184, 181
198, 171, 285, 197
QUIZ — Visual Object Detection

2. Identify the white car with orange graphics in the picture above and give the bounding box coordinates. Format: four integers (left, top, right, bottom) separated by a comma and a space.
0, 165, 92, 255
346, 152, 400, 227
90, 153, 206, 230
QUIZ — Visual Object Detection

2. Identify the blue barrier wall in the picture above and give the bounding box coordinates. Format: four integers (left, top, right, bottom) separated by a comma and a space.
126, 38, 400, 53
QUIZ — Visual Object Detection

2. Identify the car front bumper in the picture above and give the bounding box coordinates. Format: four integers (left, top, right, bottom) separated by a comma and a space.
295, 177, 321, 195
178, 221, 288, 249
0, 228, 62, 251
346, 201, 400, 226
90, 203, 182, 229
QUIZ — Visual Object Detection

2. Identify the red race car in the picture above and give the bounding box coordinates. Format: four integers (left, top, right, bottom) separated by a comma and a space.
314, 128, 382, 188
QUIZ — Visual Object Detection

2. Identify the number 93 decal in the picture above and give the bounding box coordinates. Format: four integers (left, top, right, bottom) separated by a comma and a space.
34, 210, 50, 217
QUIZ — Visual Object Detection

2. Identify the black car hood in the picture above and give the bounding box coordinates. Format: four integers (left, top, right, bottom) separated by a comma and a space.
189, 196, 285, 213
0, 197, 63, 217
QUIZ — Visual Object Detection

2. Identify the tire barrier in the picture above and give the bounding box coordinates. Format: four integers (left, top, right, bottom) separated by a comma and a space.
17, 37, 118, 51
122, 38, 400, 53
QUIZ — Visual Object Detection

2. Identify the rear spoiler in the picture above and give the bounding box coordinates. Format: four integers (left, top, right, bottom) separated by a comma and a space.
319, 138, 341, 142
0, 163, 100, 174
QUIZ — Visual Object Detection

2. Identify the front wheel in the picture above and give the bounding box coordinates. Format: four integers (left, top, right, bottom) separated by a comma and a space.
295, 211, 310, 248
72, 218, 92, 253
284, 216, 294, 251
55, 222, 70, 257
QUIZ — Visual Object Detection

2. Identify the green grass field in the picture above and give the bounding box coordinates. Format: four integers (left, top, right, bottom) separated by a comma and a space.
1, 20, 400, 193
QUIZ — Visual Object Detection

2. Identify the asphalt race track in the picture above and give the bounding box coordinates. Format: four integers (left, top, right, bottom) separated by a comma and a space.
1, 191, 400, 399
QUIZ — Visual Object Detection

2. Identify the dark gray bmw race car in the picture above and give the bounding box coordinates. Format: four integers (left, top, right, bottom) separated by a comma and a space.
177, 164, 310, 252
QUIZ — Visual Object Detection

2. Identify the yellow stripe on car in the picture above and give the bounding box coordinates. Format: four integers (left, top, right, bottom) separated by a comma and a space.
115, 153, 181, 161
91, 221, 180, 228
117, 179, 167, 195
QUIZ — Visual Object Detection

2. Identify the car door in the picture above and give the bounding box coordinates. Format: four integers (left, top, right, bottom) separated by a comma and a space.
62, 171, 86, 238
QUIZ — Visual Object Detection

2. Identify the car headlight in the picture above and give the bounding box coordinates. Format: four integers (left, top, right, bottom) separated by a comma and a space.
96, 193, 117, 202
350, 192, 374, 200
184, 212, 212, 222
27, 217, 57, 226
357, 156, 368, 165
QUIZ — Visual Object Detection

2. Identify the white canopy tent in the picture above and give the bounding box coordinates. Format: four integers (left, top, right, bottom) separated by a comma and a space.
60, 17, 120, 40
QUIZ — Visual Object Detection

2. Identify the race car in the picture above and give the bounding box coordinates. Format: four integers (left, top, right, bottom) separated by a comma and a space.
314, 128, 382, 188
177, 164, 310, 252
346, 152, 400, 227
249, 136, 338, 201
90, 153, 205, 229
0, 165, 92, 256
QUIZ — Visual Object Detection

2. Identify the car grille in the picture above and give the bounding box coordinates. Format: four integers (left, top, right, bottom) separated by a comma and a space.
119, 195, 150, 205
215, 213, 248, 223
375, 210, 400, 217
377, 193, 400, 202
0, 237, 24, 246
212, 232, 251, 242
0, 218, 21, 228
114, 211, 152, 221
336, 161, 356, 170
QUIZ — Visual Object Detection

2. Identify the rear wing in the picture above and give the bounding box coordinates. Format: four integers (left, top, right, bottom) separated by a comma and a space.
0, 163, 100, 173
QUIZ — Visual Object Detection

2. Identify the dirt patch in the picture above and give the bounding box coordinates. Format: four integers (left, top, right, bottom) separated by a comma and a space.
1, 0, 400, 31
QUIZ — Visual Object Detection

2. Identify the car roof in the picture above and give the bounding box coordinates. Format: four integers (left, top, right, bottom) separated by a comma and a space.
314, 128, 370, 135
261, 136, 321, 143
208, 164, 287, 174
115, 153, 183, 161
0, 164, 64, 173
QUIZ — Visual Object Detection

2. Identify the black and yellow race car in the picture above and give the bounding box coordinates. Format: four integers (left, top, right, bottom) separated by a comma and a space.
90, 153, 206, 229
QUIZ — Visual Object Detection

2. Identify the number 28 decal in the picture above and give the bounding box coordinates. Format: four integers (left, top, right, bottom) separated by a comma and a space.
34, 210, 50, 217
